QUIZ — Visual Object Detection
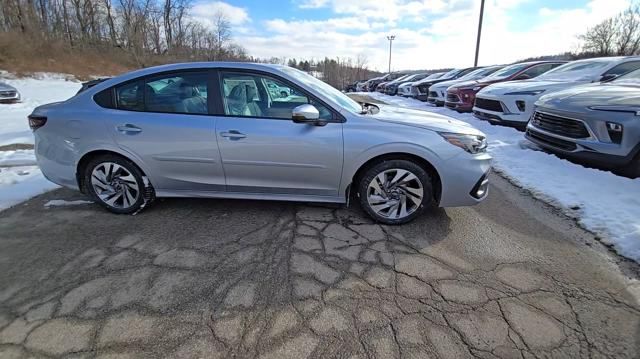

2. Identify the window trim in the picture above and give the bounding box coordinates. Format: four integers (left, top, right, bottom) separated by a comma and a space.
213, 68, 346, 123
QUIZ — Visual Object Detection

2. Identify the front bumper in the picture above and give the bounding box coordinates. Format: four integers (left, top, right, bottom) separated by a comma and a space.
472, 93, 533, 125
438, 151, 492, 207
0, 92, 20, 103
525, 112, 640, 168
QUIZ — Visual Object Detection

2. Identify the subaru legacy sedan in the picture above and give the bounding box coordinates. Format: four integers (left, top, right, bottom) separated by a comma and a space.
30, 63, 491, 224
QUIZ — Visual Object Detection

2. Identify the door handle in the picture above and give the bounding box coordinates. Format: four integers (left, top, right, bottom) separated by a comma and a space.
116, 124, 142, 134
220, 130, 247, 140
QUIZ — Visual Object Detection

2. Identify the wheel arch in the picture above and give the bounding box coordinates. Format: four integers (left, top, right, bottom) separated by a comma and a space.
76, 149, 150, 193
349, 152, 442, 204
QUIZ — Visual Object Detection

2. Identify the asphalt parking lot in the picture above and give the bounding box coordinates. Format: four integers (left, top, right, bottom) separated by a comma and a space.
0, 174, 638, 358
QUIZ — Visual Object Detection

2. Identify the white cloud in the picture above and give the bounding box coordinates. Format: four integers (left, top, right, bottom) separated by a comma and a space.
191, 1, 251, 26
239, 0, 632, 71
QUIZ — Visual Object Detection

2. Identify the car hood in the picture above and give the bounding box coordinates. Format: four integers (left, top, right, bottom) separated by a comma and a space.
0, 82, 17, 91
478, 79, 588, 95
536, 83, 640, 108
370, 104, 484, 136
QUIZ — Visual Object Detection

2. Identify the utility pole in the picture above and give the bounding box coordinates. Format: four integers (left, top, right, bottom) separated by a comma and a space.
387, 35, 396, 73
474, 0, 485, 67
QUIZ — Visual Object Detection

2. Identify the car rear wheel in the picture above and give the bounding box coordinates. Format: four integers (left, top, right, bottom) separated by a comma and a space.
84, 155, 146, 214
357, 160, 434, 225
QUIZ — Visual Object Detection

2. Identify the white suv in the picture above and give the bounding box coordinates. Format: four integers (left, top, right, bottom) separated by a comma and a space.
473, 57, 640, 128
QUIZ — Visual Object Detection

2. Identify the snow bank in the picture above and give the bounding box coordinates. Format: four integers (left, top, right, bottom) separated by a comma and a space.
0, 75, 80, 146
357, 92, 640, 262
0, 166, 59, 211
44, 199, 93, 207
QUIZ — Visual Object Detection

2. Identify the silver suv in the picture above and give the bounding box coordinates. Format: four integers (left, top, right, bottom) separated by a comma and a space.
526, 68, 640, 177
30, 63, 491, 224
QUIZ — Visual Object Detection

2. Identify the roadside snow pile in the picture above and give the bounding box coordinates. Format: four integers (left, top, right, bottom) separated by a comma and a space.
358, 92, 640, 262
44, 199, 93, 207
0, 149, 37, 166
0, 74, 80, 146
0, 73, 79, 210
0, 166, 59, 211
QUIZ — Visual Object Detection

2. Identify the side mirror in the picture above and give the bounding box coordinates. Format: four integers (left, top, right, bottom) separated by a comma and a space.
514, 74, 531, 80
292, 104, 325, 126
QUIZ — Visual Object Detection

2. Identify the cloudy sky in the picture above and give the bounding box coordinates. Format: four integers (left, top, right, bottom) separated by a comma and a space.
191, 0, 633, 71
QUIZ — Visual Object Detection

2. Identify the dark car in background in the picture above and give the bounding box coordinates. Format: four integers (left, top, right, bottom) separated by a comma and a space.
525, 68, 640, 177
412, 67, 479, 101
446, 61, 565, 113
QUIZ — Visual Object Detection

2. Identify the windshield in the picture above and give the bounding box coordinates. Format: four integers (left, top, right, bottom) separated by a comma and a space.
612, 68, 640, 86
412, 73, 430, 81
281, 66, 363, 113
425, 72, 443, 80
440, 69, 460, 78
536, 60, 611, 81
392, 74, 413, 83
484, 63, 530, 80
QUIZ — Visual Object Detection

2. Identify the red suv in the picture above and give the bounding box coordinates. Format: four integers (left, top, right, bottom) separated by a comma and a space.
444, 61, 566, 112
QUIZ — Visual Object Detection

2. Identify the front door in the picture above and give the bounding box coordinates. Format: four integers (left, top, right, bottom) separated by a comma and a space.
214, 70, 344, 197
102, 70, 225, 192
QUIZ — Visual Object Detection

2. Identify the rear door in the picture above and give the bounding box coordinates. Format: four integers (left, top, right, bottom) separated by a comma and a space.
101, 70, 225, 192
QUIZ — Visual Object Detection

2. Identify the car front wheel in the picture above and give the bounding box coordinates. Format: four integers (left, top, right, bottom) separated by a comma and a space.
357, 160, 434, 224
84, 155, 146, 214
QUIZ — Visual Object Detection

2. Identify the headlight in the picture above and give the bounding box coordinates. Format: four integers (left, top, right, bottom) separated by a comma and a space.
589, 105, 640, 115
504, 90, 546, 96
472, 86, 482, 91
439, 132, 487, 154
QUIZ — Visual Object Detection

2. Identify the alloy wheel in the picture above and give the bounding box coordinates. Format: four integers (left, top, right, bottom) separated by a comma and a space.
90, 162, 140, 209
366, 168, 424, 219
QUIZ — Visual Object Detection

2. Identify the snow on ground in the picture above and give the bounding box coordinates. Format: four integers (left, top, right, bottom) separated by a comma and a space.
0, 73, 81, 146
356, 92, 640, 262
0, 166, 59, 211
44, 199, 93, 207
0, 73, 79, 211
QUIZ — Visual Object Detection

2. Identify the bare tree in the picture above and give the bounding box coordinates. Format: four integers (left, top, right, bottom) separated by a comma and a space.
211, 10, 230, 60
581, 3, 640, 56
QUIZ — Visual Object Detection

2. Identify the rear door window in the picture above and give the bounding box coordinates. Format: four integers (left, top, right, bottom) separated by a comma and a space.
115, 82, 143, 111
144, 72, 208, 114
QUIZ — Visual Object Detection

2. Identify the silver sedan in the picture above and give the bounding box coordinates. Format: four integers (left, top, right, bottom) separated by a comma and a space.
30, 63, 491, 224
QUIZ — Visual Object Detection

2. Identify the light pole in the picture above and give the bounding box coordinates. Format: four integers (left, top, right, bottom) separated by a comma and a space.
474, 0, 485, 67
387, 35, 396, 73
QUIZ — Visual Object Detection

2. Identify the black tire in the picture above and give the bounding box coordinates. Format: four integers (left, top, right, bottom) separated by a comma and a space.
83, 154, 147, 214
618, 154, 640, 179
357, 159, 434, 225
280, 91, 288, 98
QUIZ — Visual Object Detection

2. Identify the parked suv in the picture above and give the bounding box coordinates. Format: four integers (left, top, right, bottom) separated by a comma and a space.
427, 66, 504, 106
412, 67, 478, 101
446, 61, 565, 113
384, 73, 428, 95
30, 62, 491, 224
526, 68, 640, 177
400, 72, 444, 97
473, 56, 640, 128
369, 72, 408, 92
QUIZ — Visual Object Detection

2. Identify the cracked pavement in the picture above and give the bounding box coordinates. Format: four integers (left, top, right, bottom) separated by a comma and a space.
0, 175, 639, 358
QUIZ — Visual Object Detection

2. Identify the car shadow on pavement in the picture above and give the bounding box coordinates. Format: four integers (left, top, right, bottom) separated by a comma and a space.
0, 187, 638, 358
